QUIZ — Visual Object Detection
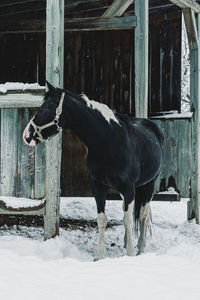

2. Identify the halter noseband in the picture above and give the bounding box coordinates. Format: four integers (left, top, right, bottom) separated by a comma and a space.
30, 92, 65, 142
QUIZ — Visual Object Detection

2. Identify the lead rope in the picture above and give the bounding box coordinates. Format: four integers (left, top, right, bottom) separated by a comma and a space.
30, 92, 65, 142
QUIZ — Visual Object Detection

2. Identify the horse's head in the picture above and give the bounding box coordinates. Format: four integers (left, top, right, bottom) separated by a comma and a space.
23, 82, 65, 146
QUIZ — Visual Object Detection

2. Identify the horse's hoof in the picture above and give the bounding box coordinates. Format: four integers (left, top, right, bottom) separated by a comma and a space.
136, 250, 144, 256
94, 257, 99, 262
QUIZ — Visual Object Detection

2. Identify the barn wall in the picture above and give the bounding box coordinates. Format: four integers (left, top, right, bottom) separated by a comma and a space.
0, 107, 46, 199
0, 11, 183, 197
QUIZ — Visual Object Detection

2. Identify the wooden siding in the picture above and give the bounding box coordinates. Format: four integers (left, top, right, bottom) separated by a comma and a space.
153, 117, 191, 197
0, 108, 46, 199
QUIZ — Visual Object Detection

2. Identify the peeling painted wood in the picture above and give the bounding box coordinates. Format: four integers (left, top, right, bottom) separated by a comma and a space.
0, 109, 18, 196
0, 93, 44, 108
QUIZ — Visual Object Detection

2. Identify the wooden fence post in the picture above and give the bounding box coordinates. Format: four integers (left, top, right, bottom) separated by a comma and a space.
134, 0, 149, 118
44, 0, 64, 239
183, 9, 200, 223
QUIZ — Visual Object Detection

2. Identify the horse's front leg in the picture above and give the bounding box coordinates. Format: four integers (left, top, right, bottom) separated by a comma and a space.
91, 179, 108, 260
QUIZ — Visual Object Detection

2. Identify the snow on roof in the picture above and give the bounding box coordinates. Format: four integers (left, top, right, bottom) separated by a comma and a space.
0, 82, 45, 94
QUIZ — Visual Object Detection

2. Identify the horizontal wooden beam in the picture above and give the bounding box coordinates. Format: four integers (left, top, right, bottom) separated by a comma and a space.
0, 16, 136, 33
0, 93, 44, 108
170, 0, 200, 13
0, 207, 45, 216
64, 15, 136, 31
102, 0, 134, 17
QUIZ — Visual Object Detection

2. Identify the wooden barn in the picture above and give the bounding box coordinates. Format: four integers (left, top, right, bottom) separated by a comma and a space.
0, 0, 200, 237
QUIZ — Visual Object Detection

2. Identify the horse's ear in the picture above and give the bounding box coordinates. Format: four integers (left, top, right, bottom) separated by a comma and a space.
46, 81, 56, 92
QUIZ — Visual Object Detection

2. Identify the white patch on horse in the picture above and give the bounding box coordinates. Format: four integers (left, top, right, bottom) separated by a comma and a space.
81, 94, 120, 126
23, 121, 36, 147
96, 212, 107, 260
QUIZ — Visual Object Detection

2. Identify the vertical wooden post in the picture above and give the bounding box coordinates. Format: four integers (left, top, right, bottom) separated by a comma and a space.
134, 0, 149, 118
44, 0, 64, 239
184, 10, 200, 223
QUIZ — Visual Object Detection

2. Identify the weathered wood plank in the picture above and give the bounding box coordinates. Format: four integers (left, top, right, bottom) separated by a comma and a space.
44, 0, 64, 240
34, 142, 46, 199
170, 0, 200, 13
183, 8, 198, 48
0, 16, 136, 33
63, 16, 136, 31
102, 0, 133, 17
0, 93, 44, 108
0, 206, 45, 216
177, 119, 192, 197
188, 46, 200, 222
135, 0, 149, 118
0, 109, 18, 196
153, 118, 191, 198
17, 108, 33, 198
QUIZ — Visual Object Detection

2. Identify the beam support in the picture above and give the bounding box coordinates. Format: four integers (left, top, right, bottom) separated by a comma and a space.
170, 0, 200, 13
183, 10, 200, 223
134, 0, 149, 118
44, 0, 64, 240
102, 0, 133, 17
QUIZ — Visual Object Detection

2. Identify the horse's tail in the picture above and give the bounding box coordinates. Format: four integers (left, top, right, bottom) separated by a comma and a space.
133, 200, 141, 234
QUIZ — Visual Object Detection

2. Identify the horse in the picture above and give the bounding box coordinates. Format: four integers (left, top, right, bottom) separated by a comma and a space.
23, 81, 164, 259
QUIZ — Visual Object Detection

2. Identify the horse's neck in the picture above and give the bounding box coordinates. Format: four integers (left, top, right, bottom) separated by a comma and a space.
64, 98, 119, 152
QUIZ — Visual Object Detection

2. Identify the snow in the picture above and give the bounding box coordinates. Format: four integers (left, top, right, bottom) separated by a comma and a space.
0, 196, 45, 209
0, 197, 200, 300
181, 15, 190, 112
0, 82, 45, 94
151, 112, 192, 119
157, 187, 179, 195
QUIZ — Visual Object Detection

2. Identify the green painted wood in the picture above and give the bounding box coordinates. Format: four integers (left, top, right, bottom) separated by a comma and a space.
17, 108, 33, 198
0, 93, 44, 108
184, 12, 200, 223
34, 142, 46, 199
44, 0, 64, 240
102, 0, 133, 17
0, 109, 18, 196
177, 118, 192, 197
153, 117, 191, 198
135, 0, 149, 118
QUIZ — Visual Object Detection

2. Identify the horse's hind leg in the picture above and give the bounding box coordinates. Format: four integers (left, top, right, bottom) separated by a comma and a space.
135, 180, 154, 255
91, 179, 108, 260
120, 185, 135, 256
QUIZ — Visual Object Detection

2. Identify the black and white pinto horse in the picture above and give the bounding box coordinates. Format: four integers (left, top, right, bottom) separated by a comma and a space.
23, 82, 164, 259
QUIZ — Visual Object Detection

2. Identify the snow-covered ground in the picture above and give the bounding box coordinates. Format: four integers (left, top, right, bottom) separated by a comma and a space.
0, 197, 200, 300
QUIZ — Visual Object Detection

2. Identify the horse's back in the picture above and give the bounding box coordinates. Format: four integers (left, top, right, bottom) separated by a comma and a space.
117, 114, 164, 146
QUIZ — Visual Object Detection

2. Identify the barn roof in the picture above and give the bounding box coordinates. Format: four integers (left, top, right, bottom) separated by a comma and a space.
0, 0, 182, 22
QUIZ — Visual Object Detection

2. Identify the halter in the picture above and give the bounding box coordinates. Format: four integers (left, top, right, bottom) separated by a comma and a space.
30, 92, 65, 142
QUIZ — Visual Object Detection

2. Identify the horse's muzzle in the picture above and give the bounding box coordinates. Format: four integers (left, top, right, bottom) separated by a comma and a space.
23, 124, 36, 147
